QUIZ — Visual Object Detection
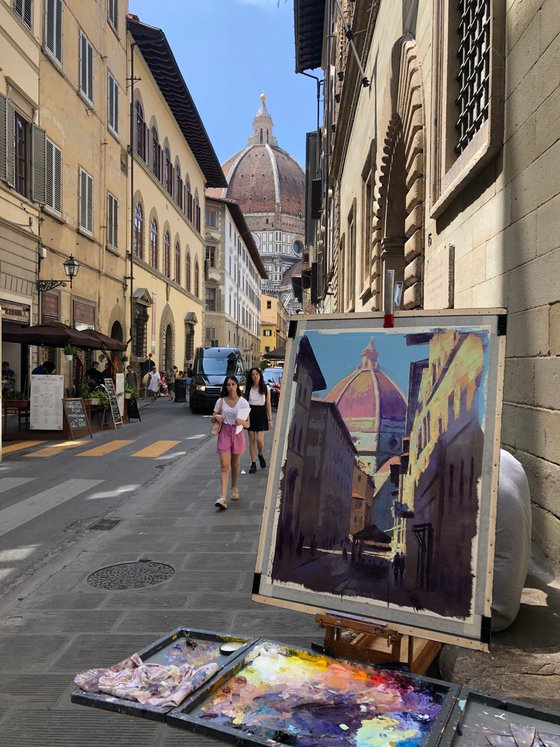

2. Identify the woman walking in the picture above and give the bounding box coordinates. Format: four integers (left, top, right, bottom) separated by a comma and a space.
245, 367, 272, 474
147, 366, 161, 401
211, 376, 250, 510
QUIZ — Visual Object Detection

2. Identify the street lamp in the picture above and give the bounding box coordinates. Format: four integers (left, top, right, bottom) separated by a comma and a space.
36, 255, 81, 292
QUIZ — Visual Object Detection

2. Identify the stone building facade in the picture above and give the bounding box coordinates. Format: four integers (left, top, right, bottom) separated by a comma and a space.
295, 0, 560, 570
204, 196, 267, 369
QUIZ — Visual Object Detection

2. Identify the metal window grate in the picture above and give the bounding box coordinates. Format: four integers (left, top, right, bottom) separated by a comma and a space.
455, 0, 490, 155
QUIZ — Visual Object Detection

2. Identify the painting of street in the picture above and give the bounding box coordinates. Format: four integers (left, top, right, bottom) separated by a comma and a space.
267, 321, 498, 626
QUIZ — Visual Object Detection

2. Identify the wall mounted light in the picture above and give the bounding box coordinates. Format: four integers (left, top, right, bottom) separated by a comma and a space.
37, 255, 81, 292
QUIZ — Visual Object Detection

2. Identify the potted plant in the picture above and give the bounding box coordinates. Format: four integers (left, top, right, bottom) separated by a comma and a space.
95, 389, 110, 409
63, 344, 78, 361
121, 354, 129, 363
124, 385, 137, 400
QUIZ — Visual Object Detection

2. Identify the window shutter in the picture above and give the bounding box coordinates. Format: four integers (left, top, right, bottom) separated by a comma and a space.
79, 169, 86, 228
114, 79, 118, 132
0, 93, 7, 183
80, 33, 86, 93
5, 98, 15, 188
87, 173, 93, 233
31, 123, 47, 204
55, 0, 62, 61
87, 42, 93, 102
45, 0, 54, 53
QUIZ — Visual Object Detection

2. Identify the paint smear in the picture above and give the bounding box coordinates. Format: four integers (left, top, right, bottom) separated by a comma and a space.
196, 642, 447, 746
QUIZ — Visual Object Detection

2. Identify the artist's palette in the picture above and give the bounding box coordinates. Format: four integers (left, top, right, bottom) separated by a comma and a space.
168, 640, 459, 746
438, 688, 560, 746
71, 627, 257, 722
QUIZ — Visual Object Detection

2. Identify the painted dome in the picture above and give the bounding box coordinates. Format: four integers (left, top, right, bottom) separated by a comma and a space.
325, 339, 407, 471
207, 94, 304, 217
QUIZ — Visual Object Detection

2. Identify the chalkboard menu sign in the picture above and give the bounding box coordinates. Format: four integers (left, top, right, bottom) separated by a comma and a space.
63, 398, 92, 439
127, 397, 141, 421
104, 378, 123, 428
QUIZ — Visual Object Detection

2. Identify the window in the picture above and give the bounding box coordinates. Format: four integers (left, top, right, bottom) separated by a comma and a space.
15, 112, 29, 197
263, 329, 272, 337
133, 202, 143, 259
149, 217, 158, 268
185, 251, 191, 292
107, 192, 118, 249
361, 144, 374, 295
163, 230, 171, 277
266, 300, 272, 309
151, 126, 161, 179
194, 192, 200, 231
79, 168, 93, 234
175, 164, 183, 209
45, 138, 62, 214
135, 101, 146, 160
107, 72, 119, 135
205, 206, 217, 228
13, 0, 32, 28
45, 0, 62, 63
185, 177, 192, 221
194, 259, 200, 297
205, 245, 216, 268
79, 31, 94, 104
164, 147, 173, 195
346, 201, 356, 310
175, 242, 181, 284
205, 287, 217, 312
107, 0, 118, 32
133, 304, 149, 358
430, 0, 504, 216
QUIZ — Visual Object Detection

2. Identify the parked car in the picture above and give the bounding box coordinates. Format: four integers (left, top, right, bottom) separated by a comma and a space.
263, 367, 284, 409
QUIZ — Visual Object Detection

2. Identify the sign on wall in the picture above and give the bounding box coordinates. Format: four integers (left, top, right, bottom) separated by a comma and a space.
30, 374, 64, 430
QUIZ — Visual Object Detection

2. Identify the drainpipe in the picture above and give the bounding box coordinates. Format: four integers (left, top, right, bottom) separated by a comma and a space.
127, 42, 137, 351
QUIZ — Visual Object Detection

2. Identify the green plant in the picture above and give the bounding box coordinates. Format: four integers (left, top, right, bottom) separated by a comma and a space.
63, 344, 78, 356
124, 385, 137, 399
95, 389, 111, 408
5, 389, 22, 400
121, 354, 129, 363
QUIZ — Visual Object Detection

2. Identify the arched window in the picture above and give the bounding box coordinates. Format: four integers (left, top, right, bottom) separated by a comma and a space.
194, 191, 200, 232
186, 251, 191, 292
260, 127, 263, 144
186, 177, 193, 222
175, 163, 183, 210
164, 147, 173, 196
133, 202, 144, 259
194, 259, 200, 297
150, 217, 158, 268
163, 230, 171, 277
151, 126, 160, 179
175, 241, 181, 284
135, 101, 145, 159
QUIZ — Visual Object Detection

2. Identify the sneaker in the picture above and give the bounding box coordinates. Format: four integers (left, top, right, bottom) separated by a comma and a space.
249, 462, 257, 474
258, 454, 266, 468
215, 497, 228, 510
231, 487, 240, 501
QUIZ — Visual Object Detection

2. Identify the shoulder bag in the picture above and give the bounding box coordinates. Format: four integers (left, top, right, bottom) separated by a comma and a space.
210, 398, 223, 435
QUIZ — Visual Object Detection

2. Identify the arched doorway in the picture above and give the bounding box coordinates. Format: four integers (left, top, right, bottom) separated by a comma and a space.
110, 320, 123, 342
164, 323, 173, 373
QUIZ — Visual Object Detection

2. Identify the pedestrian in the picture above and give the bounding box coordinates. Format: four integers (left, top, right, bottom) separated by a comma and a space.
399, 552, 406, 583
167, 365, 178, 401
32, 360, 56, 375
245, 367, 272, 474
211, 375, 250, 511
392, 552, 401, 583
148, 366, 161, 401
125, 366, 138, 390
2, 361, 16, 391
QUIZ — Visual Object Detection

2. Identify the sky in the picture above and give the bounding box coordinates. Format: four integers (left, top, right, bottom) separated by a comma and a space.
128, 0, 319, 168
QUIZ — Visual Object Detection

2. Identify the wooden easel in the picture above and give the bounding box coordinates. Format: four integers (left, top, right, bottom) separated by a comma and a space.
316, 612, 441, 675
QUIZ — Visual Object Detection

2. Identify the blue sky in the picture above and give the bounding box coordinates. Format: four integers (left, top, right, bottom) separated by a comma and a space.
128, 0, 319, 167
304, 332, 430, 396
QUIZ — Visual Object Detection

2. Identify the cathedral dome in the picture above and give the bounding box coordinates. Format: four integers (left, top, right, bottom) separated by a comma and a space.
208, 94, 304, 217
324, 338, 407, 471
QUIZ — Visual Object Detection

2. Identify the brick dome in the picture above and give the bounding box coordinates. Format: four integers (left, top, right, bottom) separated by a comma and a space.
208, 94, 304, 217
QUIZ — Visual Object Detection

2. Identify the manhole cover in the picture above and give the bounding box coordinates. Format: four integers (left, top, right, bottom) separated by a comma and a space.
89, 518, 122, 531
87, 561, 175, 590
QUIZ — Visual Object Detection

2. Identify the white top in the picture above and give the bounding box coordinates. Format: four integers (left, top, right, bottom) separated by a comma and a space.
248, 387, 266, 406
214, 396, 250, 426
147, 371, 160, 392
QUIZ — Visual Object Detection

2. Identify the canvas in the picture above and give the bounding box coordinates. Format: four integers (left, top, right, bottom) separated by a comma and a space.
168, 640, 458, 746
253, 311, 506, 648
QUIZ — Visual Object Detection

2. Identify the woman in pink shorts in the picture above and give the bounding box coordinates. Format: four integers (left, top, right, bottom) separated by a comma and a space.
211, 376, 250, 510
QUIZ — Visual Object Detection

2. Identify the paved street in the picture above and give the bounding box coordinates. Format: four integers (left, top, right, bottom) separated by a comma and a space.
0, 408, 318, 745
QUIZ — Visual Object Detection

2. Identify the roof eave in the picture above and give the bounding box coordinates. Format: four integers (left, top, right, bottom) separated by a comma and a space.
294, 0, 326, 73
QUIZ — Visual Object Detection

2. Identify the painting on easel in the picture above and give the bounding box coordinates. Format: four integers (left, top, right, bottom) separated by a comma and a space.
254, 311, 506, 648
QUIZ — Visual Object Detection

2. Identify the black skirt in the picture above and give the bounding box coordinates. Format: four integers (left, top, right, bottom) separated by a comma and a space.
248, 404, 269, 432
